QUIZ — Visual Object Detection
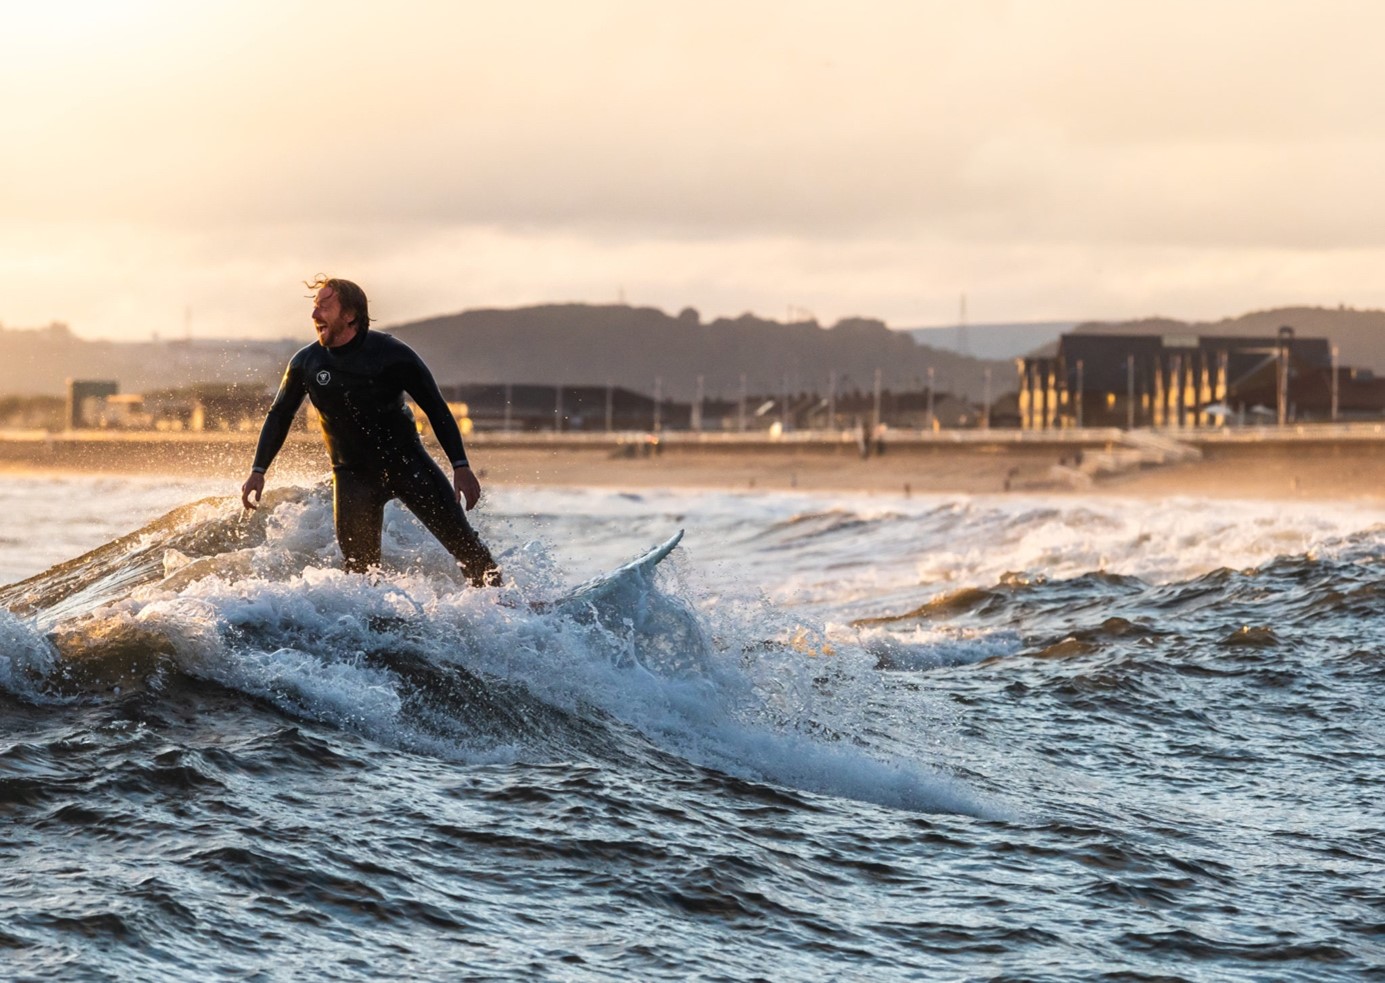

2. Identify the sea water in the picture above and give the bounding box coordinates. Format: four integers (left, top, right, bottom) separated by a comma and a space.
0, 472, 1382, 981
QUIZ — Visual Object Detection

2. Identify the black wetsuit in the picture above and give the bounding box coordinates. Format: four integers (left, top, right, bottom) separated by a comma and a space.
251, 328, 500, 586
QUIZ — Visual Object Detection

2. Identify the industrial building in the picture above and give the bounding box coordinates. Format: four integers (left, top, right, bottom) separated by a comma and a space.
1017, 328, 1385, 429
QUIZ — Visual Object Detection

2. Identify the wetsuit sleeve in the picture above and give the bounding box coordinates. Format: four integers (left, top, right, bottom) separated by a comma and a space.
251, 358, 308, 473
399, 353, 470, 467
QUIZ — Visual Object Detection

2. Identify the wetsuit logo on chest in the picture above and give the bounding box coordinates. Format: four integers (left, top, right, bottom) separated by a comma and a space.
316, 370, 331, 386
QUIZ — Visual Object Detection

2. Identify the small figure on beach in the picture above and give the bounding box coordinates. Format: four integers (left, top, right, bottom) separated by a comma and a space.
239, 276, 501, 587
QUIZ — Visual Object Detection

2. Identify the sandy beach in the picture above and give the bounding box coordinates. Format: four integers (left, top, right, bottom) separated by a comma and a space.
471, 439, 1385, 501
3, 429, 1385, 501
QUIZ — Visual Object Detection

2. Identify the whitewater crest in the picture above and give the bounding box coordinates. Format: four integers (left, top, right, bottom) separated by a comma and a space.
0, 486, 985, 816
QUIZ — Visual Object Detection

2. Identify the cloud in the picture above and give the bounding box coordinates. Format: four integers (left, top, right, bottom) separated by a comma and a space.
4, 1, 1383, 240
3, 0, 1385, 336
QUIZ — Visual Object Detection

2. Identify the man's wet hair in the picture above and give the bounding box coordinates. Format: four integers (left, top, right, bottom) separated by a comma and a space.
307, 274, 371, 330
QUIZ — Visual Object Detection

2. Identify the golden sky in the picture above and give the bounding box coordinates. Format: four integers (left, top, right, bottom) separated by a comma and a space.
2, 0, 1383, 339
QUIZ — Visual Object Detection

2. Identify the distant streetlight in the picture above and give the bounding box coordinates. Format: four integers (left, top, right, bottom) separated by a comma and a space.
1277, 326, 1292, 427
1075, 359, 1084, 429
1332, 346, 1340, 422
1126, 355, 1135, 430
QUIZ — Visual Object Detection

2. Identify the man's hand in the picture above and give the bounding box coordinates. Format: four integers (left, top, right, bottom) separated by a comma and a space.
241, 471, 265, 510
454, 465, 481, 510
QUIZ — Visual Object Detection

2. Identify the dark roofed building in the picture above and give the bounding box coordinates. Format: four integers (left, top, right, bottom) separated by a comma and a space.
1018, 327, 1365, 429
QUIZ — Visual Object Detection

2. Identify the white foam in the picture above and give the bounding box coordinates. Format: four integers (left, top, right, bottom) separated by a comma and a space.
12, 477, 1382, 818
855, 624, 1024, 671
29, 536, 994, 814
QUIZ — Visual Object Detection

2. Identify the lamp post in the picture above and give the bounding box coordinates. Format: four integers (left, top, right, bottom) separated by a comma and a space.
1277, 326, 1293, 427
982, 367, 992, 430
1075, 359, 1084, 429
1332, 345, 1340, 422
1126, 355, 1135, 430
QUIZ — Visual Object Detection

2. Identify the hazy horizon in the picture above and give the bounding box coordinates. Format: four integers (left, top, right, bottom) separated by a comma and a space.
5, 0, 1384, 341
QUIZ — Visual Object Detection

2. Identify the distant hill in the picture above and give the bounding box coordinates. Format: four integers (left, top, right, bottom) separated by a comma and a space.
899, 321, 1077, 360
0, 307, 1014, 402
25, 303, 1377, 403
1073, 307, 1385, 372
387, 305, 1013, 401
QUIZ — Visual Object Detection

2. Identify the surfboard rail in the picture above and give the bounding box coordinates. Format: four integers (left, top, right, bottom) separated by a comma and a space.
533, 529, 684, 615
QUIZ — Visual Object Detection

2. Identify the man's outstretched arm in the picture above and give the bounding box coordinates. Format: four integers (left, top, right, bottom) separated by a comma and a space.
401, 357, 482, 509
242, 359, 307, 509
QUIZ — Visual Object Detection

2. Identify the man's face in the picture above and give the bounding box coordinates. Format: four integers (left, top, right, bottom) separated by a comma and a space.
311, 286, 354, 345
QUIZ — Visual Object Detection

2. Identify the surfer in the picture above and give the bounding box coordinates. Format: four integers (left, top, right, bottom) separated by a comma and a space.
239, 276, 501, 587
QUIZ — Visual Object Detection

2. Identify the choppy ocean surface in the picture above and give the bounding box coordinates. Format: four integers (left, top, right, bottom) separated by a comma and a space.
1, 472, 1382, 982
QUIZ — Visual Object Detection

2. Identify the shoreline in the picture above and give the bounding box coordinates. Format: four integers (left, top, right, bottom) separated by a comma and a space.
2, 430, 1385, 501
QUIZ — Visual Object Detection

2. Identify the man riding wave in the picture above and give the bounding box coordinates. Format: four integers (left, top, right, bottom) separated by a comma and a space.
241, 276, 500, 587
